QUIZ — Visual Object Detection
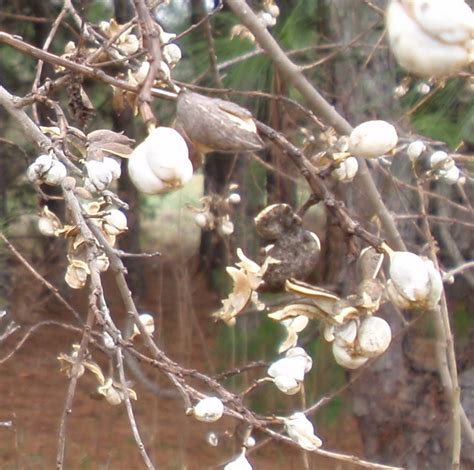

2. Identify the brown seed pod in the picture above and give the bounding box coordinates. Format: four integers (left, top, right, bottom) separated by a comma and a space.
255, 204, 320, 291
86, 129, 134, 161
254, 203, 301, 241
175, 90, 265, 155
262, 229, 320, 291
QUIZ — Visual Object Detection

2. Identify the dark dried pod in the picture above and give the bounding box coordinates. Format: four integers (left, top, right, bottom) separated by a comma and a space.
254, 203, 301, 241
176, 90, 265, 155
262, 229, 320, 291
87, 129, 134, 146
86, 130, 134, 160
66, 75, 95, 128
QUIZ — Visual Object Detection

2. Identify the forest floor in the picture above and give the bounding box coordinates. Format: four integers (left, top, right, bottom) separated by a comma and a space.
0, 258, 364, 469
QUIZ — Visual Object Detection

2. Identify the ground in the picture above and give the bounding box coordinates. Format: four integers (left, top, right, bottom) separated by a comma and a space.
0, 259, 364, 469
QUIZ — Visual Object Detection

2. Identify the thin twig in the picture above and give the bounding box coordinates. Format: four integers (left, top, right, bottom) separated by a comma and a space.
116, 344, 155, 469
226, 0, 406, 251
416, 180, 462, 468
0, 231, 83, 325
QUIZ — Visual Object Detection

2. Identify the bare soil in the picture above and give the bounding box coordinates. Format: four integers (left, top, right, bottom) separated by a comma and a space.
0, 260, 364, 469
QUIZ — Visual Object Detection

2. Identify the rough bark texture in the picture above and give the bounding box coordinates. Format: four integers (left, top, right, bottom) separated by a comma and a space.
113, 0, 145, 302
327, 1, 473, 468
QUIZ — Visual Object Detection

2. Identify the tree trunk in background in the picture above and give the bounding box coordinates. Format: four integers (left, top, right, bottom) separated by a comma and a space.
327, 1, 474, 468
198, 152, 239, 278
191, 2, 250, 285
265, 66, 296, 207
113, 0, 146, 302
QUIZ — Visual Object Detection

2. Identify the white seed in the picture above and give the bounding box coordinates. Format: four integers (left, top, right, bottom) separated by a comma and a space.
273, 375, 301, 395
193, 397, 224, 422
132, 313, 155, 338
415, 82, 431, 95
258, 11, 277, 27
268, 347, 312, 383
429, 151, 452, 169
356, 316, 392, 358
284, 412, 323, 451
218, 220, 234, 236
331, 156, 359, 182
103, 209, 128, 236
44, 161, 67, 185
332, 342, 368, 369
245, 436, 256, 448
440, 165, 461, 185
158, 60, 171, 82
102, 156, 122, 179
333, 320, 358, 347
96, 254, 110, 272
227, 192, 241, 204
105, 386, 123, 406
390, 251, 430, 301
386, 0, 474, 77
132, 61, 150, 84
118, 34, 139, 56
387, 251, 442, 309
27, 154, 53, 183
194, 212, 210, 229
27, 154, 66, 186
349, 120, 398, 159
38, 217, 57, 237
85, 160, 113, 192
128, 127, 193, 194
162, 43, 182, 68
407, 140, 426, 161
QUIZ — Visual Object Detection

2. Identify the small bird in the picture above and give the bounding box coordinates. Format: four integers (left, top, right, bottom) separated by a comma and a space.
386, 0, 474, 78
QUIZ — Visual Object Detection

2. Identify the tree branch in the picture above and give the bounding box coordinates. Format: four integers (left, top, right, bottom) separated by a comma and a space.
226, 0, 406, 251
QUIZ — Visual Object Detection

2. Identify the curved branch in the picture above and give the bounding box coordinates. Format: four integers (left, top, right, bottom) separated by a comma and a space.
225, 0, 406, 251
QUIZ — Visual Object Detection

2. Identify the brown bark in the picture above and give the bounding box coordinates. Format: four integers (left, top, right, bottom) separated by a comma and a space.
327, 2, 471, 468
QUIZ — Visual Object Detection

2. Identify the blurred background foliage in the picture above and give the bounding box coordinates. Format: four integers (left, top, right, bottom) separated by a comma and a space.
0, 0, 473, 466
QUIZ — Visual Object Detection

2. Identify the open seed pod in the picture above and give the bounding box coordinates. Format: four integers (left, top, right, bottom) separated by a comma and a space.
331, 156, 359, 182
38, 206, 63, 237
262, 229, 320, 291
357, 246, 384, 281
332, 341, 369, 369
284, 412, 323, 451
86, 129, 133, 161
254, 204, 300, 241
102, 209, 128, 236
176, 90, 265, 156
84, 160, 114, 192
268, 347, 312, 394
255, 204, 320, 291
330, 313, 391, 367
27, 154, 67, 186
